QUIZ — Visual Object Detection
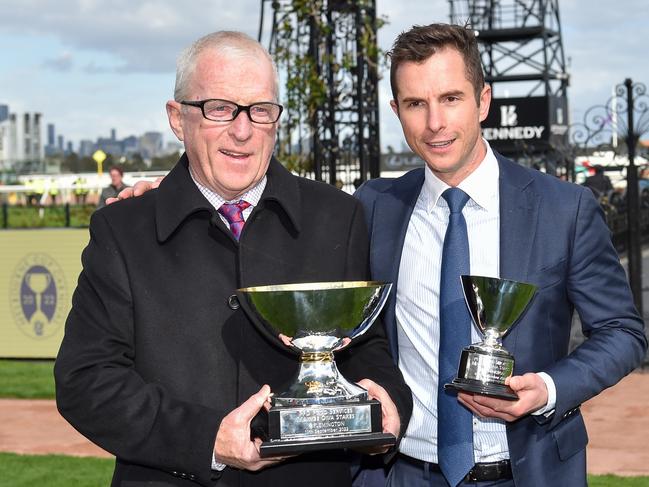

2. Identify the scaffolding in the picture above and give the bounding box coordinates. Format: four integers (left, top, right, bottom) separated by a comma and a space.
259, 0, 381, 190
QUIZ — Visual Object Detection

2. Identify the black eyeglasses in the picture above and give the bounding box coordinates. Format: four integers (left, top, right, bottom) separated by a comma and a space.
180, 98, 283, 124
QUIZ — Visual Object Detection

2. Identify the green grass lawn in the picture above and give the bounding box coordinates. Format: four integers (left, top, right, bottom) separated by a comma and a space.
0, 359, 55, 399
589, 476, 649, 487
0, 452, 647, 487
0, 453, 113, 486
1, 360, 648, 486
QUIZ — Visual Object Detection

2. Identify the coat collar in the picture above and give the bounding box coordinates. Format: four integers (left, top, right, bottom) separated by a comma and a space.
370, 168, 425, 284
369, 168, 425, 360
496, 152, 539, 283
156, 154, 301, 242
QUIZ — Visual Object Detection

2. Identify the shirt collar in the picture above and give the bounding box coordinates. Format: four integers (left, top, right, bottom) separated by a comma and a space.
422, 139, 499, 213
188, 167, 267, 210
155, 154, 301, 242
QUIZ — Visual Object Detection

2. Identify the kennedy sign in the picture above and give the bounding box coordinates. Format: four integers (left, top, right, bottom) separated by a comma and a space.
482, 96, 566, 153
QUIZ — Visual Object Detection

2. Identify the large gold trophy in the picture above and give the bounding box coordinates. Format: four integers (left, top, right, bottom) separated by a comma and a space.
237, 281, 395, 457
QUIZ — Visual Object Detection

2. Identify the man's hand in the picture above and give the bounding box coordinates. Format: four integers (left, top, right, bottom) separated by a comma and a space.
356, 378, 401, 454
105, 177, 163, 205
214, 385, 288, 471
457, 373, 549, 422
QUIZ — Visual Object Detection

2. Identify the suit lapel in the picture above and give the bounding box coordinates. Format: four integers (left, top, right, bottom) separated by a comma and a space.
370, 169, 424, 359
498, 155, 539, 355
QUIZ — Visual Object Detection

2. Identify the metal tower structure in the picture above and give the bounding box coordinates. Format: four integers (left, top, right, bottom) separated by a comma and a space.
259, 0, 381, 190
450, 0, 570, 172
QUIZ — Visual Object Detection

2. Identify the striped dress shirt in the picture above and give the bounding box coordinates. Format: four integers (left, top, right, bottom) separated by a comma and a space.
189, 169, 267, 223
396, 142, 509, 464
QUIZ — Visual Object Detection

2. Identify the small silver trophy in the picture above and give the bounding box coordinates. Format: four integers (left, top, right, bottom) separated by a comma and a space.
445, 275, 537, 400
237, 281, 395, 457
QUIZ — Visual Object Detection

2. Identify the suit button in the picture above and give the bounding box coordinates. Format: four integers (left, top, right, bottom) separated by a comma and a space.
227, 294, 240, 310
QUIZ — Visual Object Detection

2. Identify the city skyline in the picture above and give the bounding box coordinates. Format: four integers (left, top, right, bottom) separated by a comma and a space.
1, 0, 648, 152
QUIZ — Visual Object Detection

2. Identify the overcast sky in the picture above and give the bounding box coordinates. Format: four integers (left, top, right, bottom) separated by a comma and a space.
1, 0, 648, 151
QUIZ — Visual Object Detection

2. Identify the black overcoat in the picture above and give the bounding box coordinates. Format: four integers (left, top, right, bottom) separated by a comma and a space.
55, 155, 412, 487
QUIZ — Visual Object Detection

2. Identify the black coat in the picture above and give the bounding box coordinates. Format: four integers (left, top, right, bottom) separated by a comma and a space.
55, 155, 412, 487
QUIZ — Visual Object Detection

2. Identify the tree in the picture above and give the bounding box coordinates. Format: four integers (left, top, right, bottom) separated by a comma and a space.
150, 152, 180, 171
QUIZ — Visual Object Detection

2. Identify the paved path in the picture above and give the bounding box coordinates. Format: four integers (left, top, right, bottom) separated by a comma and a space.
1, 371, 648, 476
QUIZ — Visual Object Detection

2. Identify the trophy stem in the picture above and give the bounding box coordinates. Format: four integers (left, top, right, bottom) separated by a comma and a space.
483, 328, 502, 349
274, 352, 367, 407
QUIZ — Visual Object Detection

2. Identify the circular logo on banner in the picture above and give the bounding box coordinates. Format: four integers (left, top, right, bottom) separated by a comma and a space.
9, 253, 68, 339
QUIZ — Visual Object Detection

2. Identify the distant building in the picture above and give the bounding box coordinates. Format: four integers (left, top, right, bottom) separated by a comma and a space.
79, 139, 95, 158
164, 140, 184, 156
57, 135, 64, 152
0, 104, 9, 123
122, 135, 139, 157
0, 115, 15, 170
45, 123, 59, 156
47, 123, 55, 146
139, 131, 163, 160
0, 111, 43, 170
96, 137, 123, 157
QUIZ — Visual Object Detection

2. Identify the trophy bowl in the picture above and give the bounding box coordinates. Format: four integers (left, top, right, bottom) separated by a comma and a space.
237, 280, 395, 456
445, 275, 537, 400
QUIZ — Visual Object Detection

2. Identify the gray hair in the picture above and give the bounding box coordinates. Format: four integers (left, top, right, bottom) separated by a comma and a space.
174, 31, 279, 102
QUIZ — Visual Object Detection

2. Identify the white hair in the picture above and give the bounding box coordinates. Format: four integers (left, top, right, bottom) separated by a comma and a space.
174, 31, 279, 102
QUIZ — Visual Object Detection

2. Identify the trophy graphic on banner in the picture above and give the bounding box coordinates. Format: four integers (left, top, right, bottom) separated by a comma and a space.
237, 281, 395, 456
445, 275, 537, 400
25, 271, 52, 336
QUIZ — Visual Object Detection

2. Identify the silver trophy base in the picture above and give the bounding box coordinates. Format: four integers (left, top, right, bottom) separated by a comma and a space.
445, 378, 517, 400
254, 352, 396, 456
259, 399, 395, 457
444, 345, 518, 401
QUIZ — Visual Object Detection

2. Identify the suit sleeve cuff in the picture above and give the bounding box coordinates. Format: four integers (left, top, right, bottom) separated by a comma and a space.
531, 372, 556, 417
212, 453, 227, 471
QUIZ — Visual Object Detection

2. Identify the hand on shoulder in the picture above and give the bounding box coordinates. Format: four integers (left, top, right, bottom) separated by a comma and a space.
106, 177, 164, 205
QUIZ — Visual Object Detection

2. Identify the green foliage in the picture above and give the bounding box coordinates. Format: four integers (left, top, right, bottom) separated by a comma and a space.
0, 453, 114, 486
120, 153, 147, 172
0, 360, 55, 399
272, 1, 386, 176
60, 153, 97, 173
150, 151, 181, 170
280, 153, 314, 176
2, 205, 94, 228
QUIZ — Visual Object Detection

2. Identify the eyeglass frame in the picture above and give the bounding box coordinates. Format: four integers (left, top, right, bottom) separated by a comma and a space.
179, 98, 284, 124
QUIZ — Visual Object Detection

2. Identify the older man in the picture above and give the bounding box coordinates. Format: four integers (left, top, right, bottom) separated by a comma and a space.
55, 31, 411, 487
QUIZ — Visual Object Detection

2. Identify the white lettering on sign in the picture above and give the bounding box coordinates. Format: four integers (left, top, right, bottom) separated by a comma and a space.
482, 126, 546, 140
500, 105, 518, 127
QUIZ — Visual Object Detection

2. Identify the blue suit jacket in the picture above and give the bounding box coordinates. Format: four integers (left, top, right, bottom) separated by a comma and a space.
354, 153, 647, 487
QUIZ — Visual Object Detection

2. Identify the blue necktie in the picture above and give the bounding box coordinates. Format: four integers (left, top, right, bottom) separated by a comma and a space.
438, 188, 474, 487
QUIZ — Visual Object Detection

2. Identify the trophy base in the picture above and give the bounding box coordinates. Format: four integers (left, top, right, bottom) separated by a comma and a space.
258, 399, 395, 457
445, 378, 518, 401
260, 432, 395, 457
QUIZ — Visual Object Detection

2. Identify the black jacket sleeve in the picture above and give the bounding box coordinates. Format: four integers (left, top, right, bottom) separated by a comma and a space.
54, 211, 222, 487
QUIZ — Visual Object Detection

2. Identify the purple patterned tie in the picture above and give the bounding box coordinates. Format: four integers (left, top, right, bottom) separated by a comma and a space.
218, 200, 251, 241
